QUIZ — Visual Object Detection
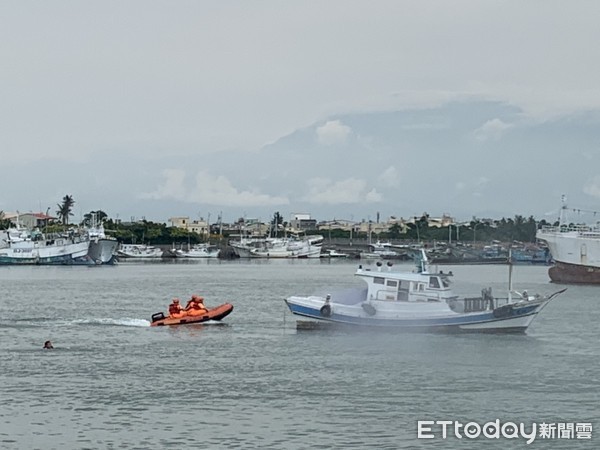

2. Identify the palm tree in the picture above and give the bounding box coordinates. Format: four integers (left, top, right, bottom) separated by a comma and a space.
56, 195, 75, 225
0, 210, 12, 230
271, 211, 284, 237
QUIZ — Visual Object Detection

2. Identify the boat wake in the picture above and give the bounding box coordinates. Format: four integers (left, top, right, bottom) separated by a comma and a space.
72, 318, 151, 327
1, 317, 151, 328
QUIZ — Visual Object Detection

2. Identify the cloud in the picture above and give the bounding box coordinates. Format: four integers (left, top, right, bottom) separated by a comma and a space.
378, 166, 400, 187
189, 172, 289, 206
302, 177, 382, 204
472, 118, 513, 141
140, 169, 289, 206
139, 169, 187, 200
583, 175, 600, 198
365, 189, 383, 202
316, 120, 352, 146
476, 176, 490, 187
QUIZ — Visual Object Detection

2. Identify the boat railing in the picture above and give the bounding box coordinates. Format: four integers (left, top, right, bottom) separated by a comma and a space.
456, 296, 510, 313
40, 230, 89, 244
461, 292, 535, 312
539, 224, 600, 237
462, 297, 495, 312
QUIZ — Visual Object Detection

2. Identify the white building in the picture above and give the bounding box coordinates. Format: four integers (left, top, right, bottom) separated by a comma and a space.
289, 213, 317, 231
169, 216, 210, 236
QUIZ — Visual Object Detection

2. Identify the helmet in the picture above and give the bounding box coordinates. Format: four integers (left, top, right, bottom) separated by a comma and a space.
173, 298, 180, 303
197, 297, 205, 302
191, 295, 199, 300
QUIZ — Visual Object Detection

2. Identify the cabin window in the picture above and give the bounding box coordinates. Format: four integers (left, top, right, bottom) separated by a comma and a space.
397, 285, 409, 301
441, 277, 450, 288
374, 277, 385, 285
386, 280, 398, 287
429, 277, 440, 289
418, 283, 426, 291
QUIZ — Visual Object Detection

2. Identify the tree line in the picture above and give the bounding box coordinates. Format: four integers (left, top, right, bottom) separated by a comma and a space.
0, 197, 562, 245
314, 215, 557, 244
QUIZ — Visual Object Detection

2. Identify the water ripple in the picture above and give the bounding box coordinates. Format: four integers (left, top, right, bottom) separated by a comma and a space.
1, 262, 599, 449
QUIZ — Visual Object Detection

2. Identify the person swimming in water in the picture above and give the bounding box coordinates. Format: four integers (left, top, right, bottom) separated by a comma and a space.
43, 340, 54, 349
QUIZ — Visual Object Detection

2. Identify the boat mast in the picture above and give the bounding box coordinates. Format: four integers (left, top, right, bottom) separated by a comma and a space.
559, 194, 568, 226
508, 248, 513, 302
417, 249, 430, 273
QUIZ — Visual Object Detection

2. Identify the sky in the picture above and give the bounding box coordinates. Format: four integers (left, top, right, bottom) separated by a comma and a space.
2, 1, 600, 224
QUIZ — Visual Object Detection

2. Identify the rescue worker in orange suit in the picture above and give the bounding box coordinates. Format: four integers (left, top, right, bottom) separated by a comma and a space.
184, 294, 197, 310
184, 294, 202, 310
168, 298, 185, 318
185, 295, 208, 317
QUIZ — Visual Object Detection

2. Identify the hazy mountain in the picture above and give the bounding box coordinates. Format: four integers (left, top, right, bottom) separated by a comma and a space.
4, 100, 600, 223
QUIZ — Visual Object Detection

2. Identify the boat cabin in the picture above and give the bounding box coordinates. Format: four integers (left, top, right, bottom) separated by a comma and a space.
356, 260, 455, 303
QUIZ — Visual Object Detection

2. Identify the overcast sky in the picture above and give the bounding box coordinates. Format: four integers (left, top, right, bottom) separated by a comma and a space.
2, 1, 600, 223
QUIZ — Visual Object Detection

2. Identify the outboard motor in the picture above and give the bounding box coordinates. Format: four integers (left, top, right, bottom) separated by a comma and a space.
151, 312, 166, 323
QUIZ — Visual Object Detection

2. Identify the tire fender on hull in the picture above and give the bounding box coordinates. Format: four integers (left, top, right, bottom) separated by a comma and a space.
320, 304, 332, 317
361, 303, 377, 316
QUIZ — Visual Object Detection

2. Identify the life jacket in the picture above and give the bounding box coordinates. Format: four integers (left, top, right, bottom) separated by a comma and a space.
169, 303, 182, 315
187, 302, 207, 316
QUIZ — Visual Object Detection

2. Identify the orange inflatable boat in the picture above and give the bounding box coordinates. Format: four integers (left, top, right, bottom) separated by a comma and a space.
151, 303, 234, 327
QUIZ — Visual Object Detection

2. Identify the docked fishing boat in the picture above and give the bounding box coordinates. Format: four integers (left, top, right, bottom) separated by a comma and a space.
360, 241, 402, 259
231, 235, 323, 258
117, 243, 163, 259
0, 228, 90, 265
86, 221, 118, 264
321, 249, 349, 258
536, 196, 600, 283
174, 243, 221, 258
285, 251, 565, 333
150, 303, 234, 326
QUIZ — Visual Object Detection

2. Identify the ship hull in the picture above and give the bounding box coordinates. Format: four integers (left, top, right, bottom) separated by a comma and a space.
88, 238, 118, 264
548, 261, 600, 284
0, 240, 90, 265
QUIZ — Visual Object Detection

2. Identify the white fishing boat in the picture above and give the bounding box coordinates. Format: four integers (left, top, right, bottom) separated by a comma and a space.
117, 243, 163, 259
321, 249, 349, 258
85, 216, 118, 264
285, 250, 565, 333
0, 228, 90, 265
536, 196, 600, 283
360, 240, 403, 259
231, 235, 323, 258
229, 236, 264, 258
174, 243, 221, 258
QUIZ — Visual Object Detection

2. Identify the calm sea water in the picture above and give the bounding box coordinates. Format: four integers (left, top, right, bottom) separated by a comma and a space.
1, 259, 598, 449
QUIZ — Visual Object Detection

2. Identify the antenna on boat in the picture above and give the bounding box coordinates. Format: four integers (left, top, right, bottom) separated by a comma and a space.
508, 248, 513, 302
